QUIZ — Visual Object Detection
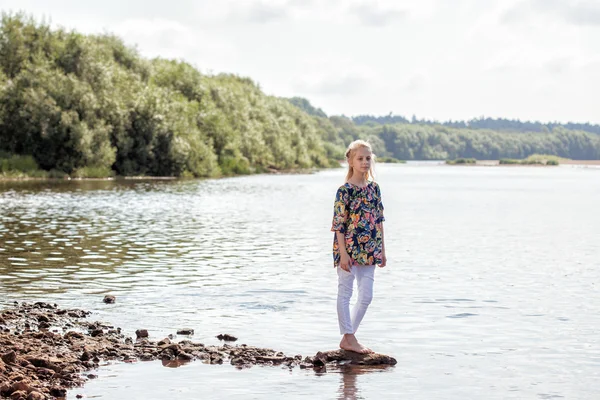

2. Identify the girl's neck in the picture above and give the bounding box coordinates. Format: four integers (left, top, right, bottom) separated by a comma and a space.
348, 173, 368, 187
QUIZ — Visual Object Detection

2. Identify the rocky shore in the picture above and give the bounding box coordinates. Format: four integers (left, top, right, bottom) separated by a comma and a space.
0, 301, 396, 399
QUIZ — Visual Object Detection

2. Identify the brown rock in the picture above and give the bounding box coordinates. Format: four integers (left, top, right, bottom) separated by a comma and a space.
23, 357, 53, 370
135, 329, 149, 338
161, 349, 175, 360
10, 390, 27, 400
313, 352, 328, 367
255, 355, 286, 364
80, 351, 91, 361
33, 302, 54, 310
162, 344, 181, 353
209, 355, 223, 364
49, 387, 66, 397
36, 367, 55, 378
2, 350, 17, 364
177, 328, 194, 335
36, 315, 50, 323
38, 322, 50, 330
65, 331, 84, 340
178, 352, 193, 360
313, 350, 397, 366
139, 353, 154, 361
0, 383, 11, 396
216, 334, 238, 341
9, 372, 26, 382
62, 364, 78, 374
230, 357, 245, 365
11, 382, 31, 393
103, 295, 116, 304
90, 329, 103, 337
26, 392, 45, 400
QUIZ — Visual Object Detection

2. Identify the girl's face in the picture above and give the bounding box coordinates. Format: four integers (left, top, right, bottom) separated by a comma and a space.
350, 147, 372, 175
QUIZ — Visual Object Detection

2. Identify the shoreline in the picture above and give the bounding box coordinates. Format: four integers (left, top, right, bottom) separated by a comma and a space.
445, 160, 600, 167
0, 167, 328, 182
3, 160, 600, 181
0, 302, 395, 399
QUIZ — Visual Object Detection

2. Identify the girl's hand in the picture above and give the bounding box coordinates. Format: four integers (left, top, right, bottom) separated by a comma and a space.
379, 254, 387, 268
340, 254, 352, 272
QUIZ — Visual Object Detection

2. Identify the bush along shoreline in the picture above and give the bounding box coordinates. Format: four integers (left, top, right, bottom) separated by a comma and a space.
445, 158, 477, 165
444, 154, 565, 166
499, 154, 563, 166
0, 154, 333, 180
0, 14, 346, 181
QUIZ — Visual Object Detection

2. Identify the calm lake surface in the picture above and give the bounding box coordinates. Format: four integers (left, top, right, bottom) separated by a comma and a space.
1, 163, 599, 399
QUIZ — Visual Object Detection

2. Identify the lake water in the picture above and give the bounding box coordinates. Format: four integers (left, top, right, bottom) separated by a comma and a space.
1, 163, 599, 399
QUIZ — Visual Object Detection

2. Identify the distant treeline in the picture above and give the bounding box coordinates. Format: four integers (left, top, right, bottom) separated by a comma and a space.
289, 103, 600, 161
319, 116, 600, 161
352, 114, 600, 136
0, 12, 599, 179
374, 124, 600, 160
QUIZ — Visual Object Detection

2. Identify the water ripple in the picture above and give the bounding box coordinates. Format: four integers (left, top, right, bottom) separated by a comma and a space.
1, 166, 599, 399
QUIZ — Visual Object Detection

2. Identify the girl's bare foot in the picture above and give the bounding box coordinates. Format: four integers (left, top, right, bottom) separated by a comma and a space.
339, 334, 373, 354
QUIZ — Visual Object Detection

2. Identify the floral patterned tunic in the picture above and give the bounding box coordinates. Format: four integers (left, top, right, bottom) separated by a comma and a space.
331, 181, 385, 267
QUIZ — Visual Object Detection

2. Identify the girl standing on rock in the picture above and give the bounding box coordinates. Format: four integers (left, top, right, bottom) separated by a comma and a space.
331, 140, 387, 354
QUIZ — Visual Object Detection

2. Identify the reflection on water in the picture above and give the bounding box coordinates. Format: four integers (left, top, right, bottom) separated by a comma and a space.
161, 358, 192, 369
336, 365, 394, 400
1, 165, 600, 399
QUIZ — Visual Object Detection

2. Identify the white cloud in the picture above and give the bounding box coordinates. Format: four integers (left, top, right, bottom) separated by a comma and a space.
0, 0, 598, 122
348, 3, 408, 27
112, 18, 237, 67
564, 1, 600, 26
403, 74, 427, 92
294, 70, 373, 96
502, 0, 600, 27
544, 57, 572, 74
226, 1, 291, 24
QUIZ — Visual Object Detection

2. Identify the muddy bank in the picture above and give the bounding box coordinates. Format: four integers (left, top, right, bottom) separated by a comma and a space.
0, 302, 395, 399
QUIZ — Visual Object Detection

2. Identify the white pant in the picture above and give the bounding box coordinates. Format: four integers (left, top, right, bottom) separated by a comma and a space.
337, 265, 375, 335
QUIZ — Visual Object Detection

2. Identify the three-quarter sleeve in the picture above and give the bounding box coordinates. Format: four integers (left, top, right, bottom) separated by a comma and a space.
375, 183, 385, 223
331, 186, 349, 233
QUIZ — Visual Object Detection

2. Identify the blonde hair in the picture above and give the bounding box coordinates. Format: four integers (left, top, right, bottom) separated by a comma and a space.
345, 140, 376, 182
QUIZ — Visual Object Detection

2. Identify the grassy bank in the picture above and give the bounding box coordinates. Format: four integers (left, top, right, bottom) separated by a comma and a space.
499, 154, 564, 166
444, 154, 568, 166
377, 157, 406, 163
0, 153, 332, 181
1, 154, 115, 179
445, 158, 477, 165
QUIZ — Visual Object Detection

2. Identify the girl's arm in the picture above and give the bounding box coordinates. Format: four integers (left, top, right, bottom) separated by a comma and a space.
336, 231, 352, 271
376, 183, 386, 267
332, 187, 351, 271
379, 223, 387, 268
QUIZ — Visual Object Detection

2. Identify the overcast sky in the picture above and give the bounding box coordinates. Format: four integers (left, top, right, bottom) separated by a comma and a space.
1, 0, 599, 123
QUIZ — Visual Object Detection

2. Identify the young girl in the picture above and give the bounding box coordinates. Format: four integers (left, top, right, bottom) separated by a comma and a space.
331, 140, 386, 354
